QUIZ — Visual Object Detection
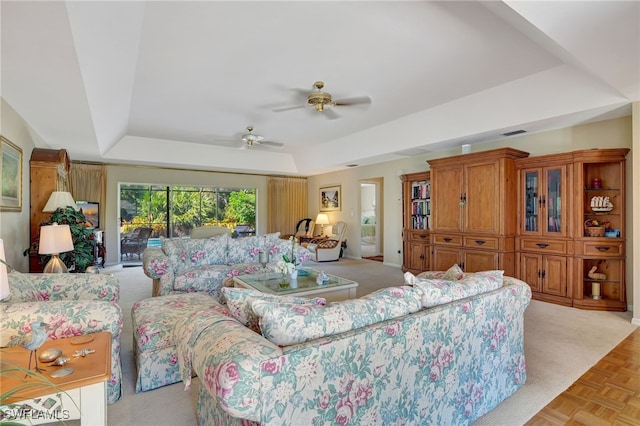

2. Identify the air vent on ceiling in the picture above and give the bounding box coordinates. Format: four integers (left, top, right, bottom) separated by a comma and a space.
502, 129, 526, 137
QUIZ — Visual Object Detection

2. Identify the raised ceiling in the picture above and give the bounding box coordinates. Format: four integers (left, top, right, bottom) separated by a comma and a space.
2, 1, 638, 176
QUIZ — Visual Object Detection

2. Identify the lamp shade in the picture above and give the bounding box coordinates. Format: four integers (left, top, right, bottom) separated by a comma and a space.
38, 224, 74, 255
43, 191, 78, 212
315, 214, 330, 225
0, 239, 10, 301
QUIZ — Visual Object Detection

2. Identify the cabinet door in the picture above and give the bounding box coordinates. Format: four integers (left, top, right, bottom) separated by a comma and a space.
520, 165, 568, 237
432, 166, 463, 232
544, 166, 567, 237
408, 242, 429, 272
464, 161, 499, 233
542, 255, 567, 297
520, 253, 542, 292
432, 246, 460, 271
463, 249, 499, 272
522, 168, 541, 234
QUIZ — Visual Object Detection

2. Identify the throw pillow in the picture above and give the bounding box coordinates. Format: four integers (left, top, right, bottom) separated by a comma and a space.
221, 287, 326, 333
412, 270, 504, 308
161, 237, 189, 273
251, 285, 423, 346
409, 264, 465, 282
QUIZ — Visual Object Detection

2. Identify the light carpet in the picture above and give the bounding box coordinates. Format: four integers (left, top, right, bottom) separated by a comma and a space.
89, 260, 635, 426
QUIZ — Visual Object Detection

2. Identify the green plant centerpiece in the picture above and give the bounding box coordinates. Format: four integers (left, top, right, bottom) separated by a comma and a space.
28, 207, 96, 273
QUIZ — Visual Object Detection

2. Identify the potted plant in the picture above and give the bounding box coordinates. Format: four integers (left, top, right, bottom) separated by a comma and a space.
26, 207, 96, 272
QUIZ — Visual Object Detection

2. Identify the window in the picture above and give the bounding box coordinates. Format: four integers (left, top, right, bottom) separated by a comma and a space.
119, 184, 256, 238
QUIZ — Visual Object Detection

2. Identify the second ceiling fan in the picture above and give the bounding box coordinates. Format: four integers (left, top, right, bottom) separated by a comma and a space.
273, 81, 371, 120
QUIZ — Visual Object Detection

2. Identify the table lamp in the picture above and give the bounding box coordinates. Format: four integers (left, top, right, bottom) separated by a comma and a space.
38, 224, 74, 273
315, 213, 330, 236
43, 191, 78, 212
0, 239, 10, 300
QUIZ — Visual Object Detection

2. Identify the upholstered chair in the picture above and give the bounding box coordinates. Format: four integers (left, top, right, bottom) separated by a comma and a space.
307, 221, 347, 262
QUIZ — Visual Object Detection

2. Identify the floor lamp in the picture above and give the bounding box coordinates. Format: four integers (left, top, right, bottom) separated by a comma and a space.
38, 224, 74, 273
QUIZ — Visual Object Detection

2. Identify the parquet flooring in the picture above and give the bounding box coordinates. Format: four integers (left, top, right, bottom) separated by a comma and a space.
526, 326, 640, 425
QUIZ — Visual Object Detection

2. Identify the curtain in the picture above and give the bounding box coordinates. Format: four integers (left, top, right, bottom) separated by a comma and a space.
69, 162, 106, 230
267, 176, 308, 234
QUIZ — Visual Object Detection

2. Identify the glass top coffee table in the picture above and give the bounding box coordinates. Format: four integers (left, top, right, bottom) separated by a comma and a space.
233, 268, 358, 302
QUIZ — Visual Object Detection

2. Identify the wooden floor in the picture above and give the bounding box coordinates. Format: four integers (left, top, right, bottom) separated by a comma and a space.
526, 326, 640, 425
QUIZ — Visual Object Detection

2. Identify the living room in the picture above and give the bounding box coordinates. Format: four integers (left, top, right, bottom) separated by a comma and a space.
1, 1, 640, 424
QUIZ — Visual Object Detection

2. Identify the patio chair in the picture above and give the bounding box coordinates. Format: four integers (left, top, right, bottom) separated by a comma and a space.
121, 227, 152, 260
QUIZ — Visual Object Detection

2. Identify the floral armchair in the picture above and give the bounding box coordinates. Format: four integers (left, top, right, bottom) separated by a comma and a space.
0, 272, 123, 404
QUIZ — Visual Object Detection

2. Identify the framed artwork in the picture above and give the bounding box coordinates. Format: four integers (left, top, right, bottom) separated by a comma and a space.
76, 201, 100, 229
320, 185, 341, 212
1, 136, 23, 212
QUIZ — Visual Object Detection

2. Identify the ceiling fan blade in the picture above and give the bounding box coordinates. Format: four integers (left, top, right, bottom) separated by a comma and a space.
323, 108, 341, 120
334, 96, 372, 106
273, 105, 305, 112
260, 141, 285, 149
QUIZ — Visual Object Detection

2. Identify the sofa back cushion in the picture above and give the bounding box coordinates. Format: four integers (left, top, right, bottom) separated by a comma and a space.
221, 287, 325, 333
410, 270, 504, 308
163, 234, 229, 272
251, 285, 422, 346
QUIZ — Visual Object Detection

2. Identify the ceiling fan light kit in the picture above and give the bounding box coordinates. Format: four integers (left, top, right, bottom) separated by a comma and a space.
274, 80, 371, 118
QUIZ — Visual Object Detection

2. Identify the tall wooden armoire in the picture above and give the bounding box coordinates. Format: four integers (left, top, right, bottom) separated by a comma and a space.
29, 148, 71, 272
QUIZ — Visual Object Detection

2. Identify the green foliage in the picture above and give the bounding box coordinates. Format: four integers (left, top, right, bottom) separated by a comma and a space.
28, 207, 96, 273
226, 190, 256, 225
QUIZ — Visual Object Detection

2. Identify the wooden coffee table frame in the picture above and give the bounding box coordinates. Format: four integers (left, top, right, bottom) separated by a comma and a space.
0, 331, 111, 425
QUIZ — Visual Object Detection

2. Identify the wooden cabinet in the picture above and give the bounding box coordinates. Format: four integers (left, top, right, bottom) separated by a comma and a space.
428, 148, 528, 277
515, 153, 573, 305
572, 148, 629, 311
515, 148, 629, 311
29, 149, 71, 272
401, 171, 431, 274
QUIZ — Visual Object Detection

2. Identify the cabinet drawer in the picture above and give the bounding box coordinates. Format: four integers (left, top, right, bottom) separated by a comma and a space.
408, 231, 430, 242
581, 241, 624, 256
432, 234, 462, 246
519, 238, 567, 254
463, 236, 499, 250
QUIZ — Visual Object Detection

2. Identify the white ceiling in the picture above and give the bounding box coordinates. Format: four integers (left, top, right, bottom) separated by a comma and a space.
2, 1, 638, 176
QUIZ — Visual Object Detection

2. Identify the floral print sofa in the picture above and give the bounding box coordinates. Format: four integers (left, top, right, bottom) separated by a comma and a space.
172, 271, 531, 425
0, 272, 123, 404
142, 233, 311, 299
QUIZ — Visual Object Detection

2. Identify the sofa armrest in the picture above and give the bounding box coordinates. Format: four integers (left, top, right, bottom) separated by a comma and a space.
7, 271, 119, 303
142, 247, 171, 279
176, 308, 282, 422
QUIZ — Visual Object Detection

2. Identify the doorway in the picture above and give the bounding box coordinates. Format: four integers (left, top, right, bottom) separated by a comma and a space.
360, 178, 383, 261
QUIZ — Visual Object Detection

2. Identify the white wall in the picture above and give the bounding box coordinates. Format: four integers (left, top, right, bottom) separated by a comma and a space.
0, 98, 38, 271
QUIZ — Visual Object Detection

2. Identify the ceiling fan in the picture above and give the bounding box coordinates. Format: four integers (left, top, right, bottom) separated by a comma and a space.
211, 126, 284, 150
273, 81, 371, 119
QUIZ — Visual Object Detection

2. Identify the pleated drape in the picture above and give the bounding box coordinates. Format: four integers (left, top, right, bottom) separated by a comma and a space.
69, 162, 107, 230
266, 176, 308, 234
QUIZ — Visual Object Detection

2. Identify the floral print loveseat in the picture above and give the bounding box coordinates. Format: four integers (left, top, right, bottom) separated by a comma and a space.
0, 272, 123, 404
142, 233, 311, 299
172, 271, 531, 425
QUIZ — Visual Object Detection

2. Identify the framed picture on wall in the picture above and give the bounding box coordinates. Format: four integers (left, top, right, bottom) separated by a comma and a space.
320, 185, 341, 212
76, 201, 100, 228
1, 136, 23, 212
